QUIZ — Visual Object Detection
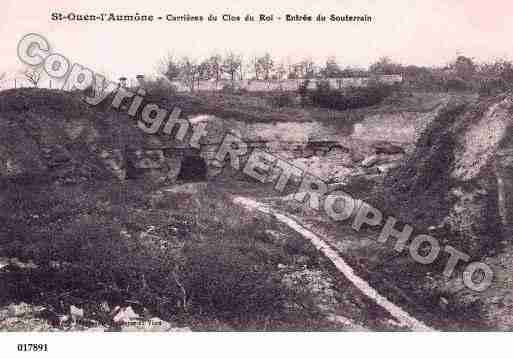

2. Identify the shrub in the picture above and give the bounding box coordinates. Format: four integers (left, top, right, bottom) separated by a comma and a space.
479, 78, 509, 96
221, 83, 237, 93
444, 78, 471, 92
144, 78, 177, 98
0, 180, 293, 324
307, 80, 394, 110
297, 79, 310, 104
182, 240, 287, 319
270, 92, 297, 108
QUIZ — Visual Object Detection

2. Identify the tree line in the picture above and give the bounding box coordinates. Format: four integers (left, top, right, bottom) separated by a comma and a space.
157, 52, 513, 93
13, 51, 513, 94
157, 52, 370, 92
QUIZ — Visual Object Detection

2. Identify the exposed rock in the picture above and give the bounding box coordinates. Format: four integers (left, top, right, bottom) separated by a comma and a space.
138, 231, 163, 248
0, 258, 8, 270
164, 182, 207, 194
326, 314, 368, 331
376, 161, 401, 174
283, 269, 340, 311
373, 141, 404, 155
64, 120, 86, 140
384, 95, 513, 255
165, 154, 183, 182
0, 90, 184, 183
70, 305, 84, 319
496, 148, 513, 238
113, 306, 140, 324
8, 303, 33, 317
263, 229, 286, 245
0, 120, 47, 178
0, 91, 135, 182
100, 149, 126, 180
361, 155, 380, 168
121, 317, 174, 332
0, 317, 53, 331
293, 255, 310, 266
351, 110, 440, 144
130, 150, 166, 169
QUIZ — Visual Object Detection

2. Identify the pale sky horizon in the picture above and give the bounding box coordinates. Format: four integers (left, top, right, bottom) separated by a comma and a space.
1, 0, 512, 82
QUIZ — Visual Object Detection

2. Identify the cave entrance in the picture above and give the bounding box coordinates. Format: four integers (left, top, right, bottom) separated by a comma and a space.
177, 155, 208, 181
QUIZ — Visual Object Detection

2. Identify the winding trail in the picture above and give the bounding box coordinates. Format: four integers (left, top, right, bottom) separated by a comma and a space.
232, 195, 435, 332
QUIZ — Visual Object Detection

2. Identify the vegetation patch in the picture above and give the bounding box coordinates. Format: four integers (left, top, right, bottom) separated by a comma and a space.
0, 179, 345, 330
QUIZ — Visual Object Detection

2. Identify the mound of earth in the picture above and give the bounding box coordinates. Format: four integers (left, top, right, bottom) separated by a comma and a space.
384, 93, 513, 256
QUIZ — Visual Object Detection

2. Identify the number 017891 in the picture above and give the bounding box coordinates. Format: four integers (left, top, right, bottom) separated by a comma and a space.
17, 344, 48, 352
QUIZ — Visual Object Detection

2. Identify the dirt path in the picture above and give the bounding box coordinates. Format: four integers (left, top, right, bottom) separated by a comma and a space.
232, 195, 434, 332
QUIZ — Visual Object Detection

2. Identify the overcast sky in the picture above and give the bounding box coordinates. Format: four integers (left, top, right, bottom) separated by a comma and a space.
1, 0, 512, 81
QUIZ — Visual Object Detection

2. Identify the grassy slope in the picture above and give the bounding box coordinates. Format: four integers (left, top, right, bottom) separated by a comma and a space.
144, 90, 458, 124
0, 177, 379, 331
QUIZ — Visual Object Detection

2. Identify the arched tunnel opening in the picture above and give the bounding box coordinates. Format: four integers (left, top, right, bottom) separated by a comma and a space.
177, 155, 208, 181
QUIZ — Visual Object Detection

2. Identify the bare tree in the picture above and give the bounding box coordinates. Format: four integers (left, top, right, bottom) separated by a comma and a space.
257, 53, 275, 81
23, 68, 42, 87
238, 54, 246, 80
320, 56, 343, 78
275, 62, 287, 81
91, 72, 113, 98
222, 51, 242, 84
300, 58, 316, 79
196, 59, 211, 90
283, 56, 296, 79
289, 58, 316, 79
479, 59, 513, 82
158, 52, 181, 83
249, 55, 260, 80
369, 57, 403, 75
179, 56, 200, 92
450, 55, 476, 81
205, 54, 223, 90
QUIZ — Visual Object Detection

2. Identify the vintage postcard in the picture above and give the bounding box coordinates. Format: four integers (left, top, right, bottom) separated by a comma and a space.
0, 0, 511, 357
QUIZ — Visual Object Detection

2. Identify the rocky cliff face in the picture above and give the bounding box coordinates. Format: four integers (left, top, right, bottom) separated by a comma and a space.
0, 88, 437, 187
0, 89, 207, 185
0, 89, 144, 184
384, 94, 513, 255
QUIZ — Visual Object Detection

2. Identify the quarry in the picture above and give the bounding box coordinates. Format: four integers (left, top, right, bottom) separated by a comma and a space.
0, 81, 512, 331
4, 4, 513, 359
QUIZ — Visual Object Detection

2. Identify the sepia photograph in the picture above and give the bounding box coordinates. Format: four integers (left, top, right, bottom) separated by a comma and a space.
0, 0, 512, 357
